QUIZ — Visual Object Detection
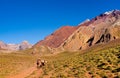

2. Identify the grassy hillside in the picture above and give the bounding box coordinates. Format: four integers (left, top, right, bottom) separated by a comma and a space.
25, 40, 120, 78
38, 46, 120, 78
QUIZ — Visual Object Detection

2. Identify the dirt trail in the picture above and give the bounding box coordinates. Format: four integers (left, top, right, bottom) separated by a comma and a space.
6, 66, 42, 78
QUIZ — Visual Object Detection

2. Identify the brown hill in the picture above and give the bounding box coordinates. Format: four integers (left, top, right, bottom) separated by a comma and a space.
34, 10, 120, 52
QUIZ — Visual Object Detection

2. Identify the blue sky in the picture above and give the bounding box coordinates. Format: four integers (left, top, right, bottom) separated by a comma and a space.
0, 0, 120, 44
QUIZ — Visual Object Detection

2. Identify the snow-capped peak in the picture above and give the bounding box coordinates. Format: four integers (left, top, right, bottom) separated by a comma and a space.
104, 10, 114, 15
104, 9, 120, 15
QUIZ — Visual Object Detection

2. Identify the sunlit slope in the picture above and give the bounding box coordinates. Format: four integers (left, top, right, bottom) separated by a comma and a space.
37, 40, 120, 78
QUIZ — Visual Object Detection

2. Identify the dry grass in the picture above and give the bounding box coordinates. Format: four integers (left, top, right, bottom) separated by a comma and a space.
0, 52, 36, 78
39, 46, 120, 78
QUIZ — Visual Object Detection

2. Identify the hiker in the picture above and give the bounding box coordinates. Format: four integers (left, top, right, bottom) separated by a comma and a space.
36, 58, 47, 68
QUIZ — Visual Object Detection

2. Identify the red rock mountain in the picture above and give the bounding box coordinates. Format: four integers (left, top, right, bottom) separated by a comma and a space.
34, 10, 120, 52
35, 26, 79, 48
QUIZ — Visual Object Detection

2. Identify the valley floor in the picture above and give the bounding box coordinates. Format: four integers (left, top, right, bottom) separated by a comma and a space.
0, 40, 120, 78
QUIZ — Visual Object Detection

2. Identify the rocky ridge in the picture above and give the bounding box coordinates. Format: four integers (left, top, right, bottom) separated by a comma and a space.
34, 10, 120, 52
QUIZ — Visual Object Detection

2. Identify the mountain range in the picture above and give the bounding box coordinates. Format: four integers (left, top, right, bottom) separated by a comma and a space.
1, 10, 120, 53
34, 10, 120, 52
0, 41, 32, 51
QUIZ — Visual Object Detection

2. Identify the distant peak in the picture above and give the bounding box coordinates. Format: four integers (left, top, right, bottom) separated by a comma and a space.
22, 40, 29, 43
104, 10, 114, 15
104, 9, 120, 15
